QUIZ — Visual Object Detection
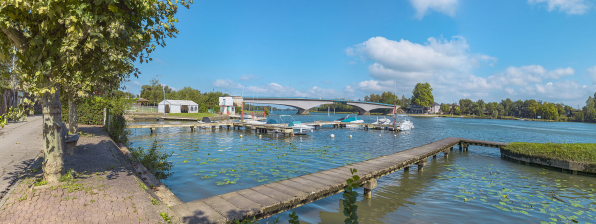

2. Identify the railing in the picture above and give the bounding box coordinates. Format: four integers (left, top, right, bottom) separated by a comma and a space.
243, 97, 397, 106
128, 106, 158, 113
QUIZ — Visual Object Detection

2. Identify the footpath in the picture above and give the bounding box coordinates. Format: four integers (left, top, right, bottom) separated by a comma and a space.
0, 124, 178, 223
0, 115, 43, 200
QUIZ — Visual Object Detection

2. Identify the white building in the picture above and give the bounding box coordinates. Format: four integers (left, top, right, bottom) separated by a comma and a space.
158, 100, 199, 114
428, 103, 441, 114
219, 96, 235, 115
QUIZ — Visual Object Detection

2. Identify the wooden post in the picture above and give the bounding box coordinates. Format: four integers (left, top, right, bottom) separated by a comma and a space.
150, 127, 155, 134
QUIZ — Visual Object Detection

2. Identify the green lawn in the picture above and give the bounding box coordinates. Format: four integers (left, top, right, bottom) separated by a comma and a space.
504, 142, 596, 163
167, 113, 216, 118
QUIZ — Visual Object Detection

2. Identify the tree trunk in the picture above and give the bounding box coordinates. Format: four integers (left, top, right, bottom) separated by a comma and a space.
68, 93, 78, 134
42, 89, 65, 183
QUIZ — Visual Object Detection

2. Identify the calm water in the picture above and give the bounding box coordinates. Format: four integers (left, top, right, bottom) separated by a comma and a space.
128, 112, 596, 223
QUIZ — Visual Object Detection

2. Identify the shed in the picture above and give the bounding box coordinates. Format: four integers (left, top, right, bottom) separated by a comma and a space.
158, 100, 199, 114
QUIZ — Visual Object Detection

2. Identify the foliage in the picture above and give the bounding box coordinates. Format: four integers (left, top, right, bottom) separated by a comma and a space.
264, 107, 270, 116
59, 169, 75, 182
130, 140, 173, 180
504, 142, 596, 163
411, 83, 434, 107
159, 212, 172, 224
343, 168, 360, 224
440, 103, 451, 114
459, 99, 473, 115
288, 211, 300, 224
454, 106, 461, 115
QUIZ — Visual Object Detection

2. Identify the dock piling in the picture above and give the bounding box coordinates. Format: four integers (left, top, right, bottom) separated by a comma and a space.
362, 179, 377, 199
417, 160, 427, 172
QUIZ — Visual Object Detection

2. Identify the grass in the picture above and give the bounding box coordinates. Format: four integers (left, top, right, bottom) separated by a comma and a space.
504, 142, 596, 163
166, 113, 215, 118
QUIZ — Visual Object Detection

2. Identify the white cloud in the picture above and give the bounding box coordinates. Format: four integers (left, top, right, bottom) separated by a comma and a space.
528, 0, 590, 15
153, 58, 168, 65
533, 80, 587, 100
588, 66, 596, 84
355, 80, 396, 92
505, 87, 517, 95
132, 81, 142, 87
322, 80, 331, 84
409, 0, 458, 19
347, 36, 494, 84
485, 65, 574, 87
239, 74, 261, 81
213, 79, 243, 88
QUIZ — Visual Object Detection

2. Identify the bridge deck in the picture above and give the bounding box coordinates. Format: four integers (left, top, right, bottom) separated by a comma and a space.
170, 138, 508, 223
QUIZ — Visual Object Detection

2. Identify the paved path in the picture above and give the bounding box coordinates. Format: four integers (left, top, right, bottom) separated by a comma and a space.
0, 125, 176, 223
0, 115, 43, 199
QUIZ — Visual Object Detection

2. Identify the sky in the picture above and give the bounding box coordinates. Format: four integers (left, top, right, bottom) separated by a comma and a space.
124, 0, 596, 107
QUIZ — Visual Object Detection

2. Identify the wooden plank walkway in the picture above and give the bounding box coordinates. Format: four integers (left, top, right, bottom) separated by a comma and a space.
170, 138, 508, 223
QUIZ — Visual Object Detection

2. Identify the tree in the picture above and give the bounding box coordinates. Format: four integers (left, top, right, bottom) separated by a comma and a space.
476, 99, 486, 116
0, 0, 192, 183
500, 98, 513, 116
486, 102, 497, 117
440, 103, 451, 114
411, 83, 434, 107
459, 99, 473, 115
454, 106, 461, 115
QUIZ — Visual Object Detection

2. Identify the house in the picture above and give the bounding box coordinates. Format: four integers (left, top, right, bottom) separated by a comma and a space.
219, 96, 236, 115
428, 103, 441, 114
158, 100, 199, 114
407, 105, 426, 114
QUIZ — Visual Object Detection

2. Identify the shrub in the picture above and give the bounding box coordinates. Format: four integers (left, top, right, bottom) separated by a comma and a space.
130, 140, 173, 180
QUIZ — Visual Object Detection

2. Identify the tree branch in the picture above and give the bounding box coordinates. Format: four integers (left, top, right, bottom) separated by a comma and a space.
0, 27, 28, 52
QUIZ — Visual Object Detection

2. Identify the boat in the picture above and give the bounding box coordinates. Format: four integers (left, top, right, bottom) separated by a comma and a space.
372, 116, 392, 125
279, 115, 313, 134
337, 114, 364, 124
393, 115, 414, 131
244, 119, 266, 125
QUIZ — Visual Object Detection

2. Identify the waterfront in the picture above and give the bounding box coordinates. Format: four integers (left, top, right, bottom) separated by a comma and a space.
128, 112, 596, 223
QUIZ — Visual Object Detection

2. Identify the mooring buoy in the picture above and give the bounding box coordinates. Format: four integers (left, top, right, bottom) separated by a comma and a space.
330, 134, 335, 138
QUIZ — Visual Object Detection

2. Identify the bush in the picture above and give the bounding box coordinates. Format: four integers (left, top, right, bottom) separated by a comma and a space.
130, 140, 173, 180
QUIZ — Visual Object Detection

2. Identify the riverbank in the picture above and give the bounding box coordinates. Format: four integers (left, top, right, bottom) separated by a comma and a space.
502, 142, 596, 174
0, 125, 177, 223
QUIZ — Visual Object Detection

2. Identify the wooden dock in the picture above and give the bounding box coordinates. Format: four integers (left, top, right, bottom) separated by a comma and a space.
169, 138, 508, 223
127, 120, 400, 135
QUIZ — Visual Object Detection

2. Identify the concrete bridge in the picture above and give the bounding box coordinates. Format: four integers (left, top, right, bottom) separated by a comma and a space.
242, 97, 398, 115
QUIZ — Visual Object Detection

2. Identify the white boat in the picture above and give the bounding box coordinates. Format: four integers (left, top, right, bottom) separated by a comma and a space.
279, 115, 313, 134
373, 116, 392, 125
393, 115, 414, 131
244, 119, 266, 125
243, 114, 253, 119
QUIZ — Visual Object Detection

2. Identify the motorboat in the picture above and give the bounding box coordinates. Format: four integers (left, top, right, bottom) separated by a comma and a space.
372, 116, 392, 125
393, 115, 414, 131
243, 114, 253, 119
279, 115, 313, 134
337, 114, 364, 124
244, 119, 266, 125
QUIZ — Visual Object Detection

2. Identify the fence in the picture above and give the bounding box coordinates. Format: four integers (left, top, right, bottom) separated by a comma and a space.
128, 105, 158, 113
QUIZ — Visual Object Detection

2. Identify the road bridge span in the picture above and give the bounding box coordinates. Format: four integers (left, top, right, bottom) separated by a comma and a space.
242, 97, 398, 115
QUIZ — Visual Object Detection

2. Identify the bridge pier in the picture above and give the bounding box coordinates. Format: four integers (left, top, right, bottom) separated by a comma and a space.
297, 109, 310, 115
362, 179, 377, 199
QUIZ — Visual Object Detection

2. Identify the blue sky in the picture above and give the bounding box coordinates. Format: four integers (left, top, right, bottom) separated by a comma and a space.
125, 0, 596, 107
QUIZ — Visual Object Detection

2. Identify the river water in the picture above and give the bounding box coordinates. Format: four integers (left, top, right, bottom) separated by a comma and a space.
128, 112, 596, 223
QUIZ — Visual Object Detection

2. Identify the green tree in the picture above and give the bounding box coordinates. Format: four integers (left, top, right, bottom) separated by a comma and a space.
454, 106, 461, 115
0, 0, 192, 183
411, 83, 434, 107
459, 99, 473, 115
440, 103, 451, 114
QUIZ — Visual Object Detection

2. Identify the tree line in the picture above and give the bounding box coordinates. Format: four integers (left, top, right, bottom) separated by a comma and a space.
441, 95, 596, 122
